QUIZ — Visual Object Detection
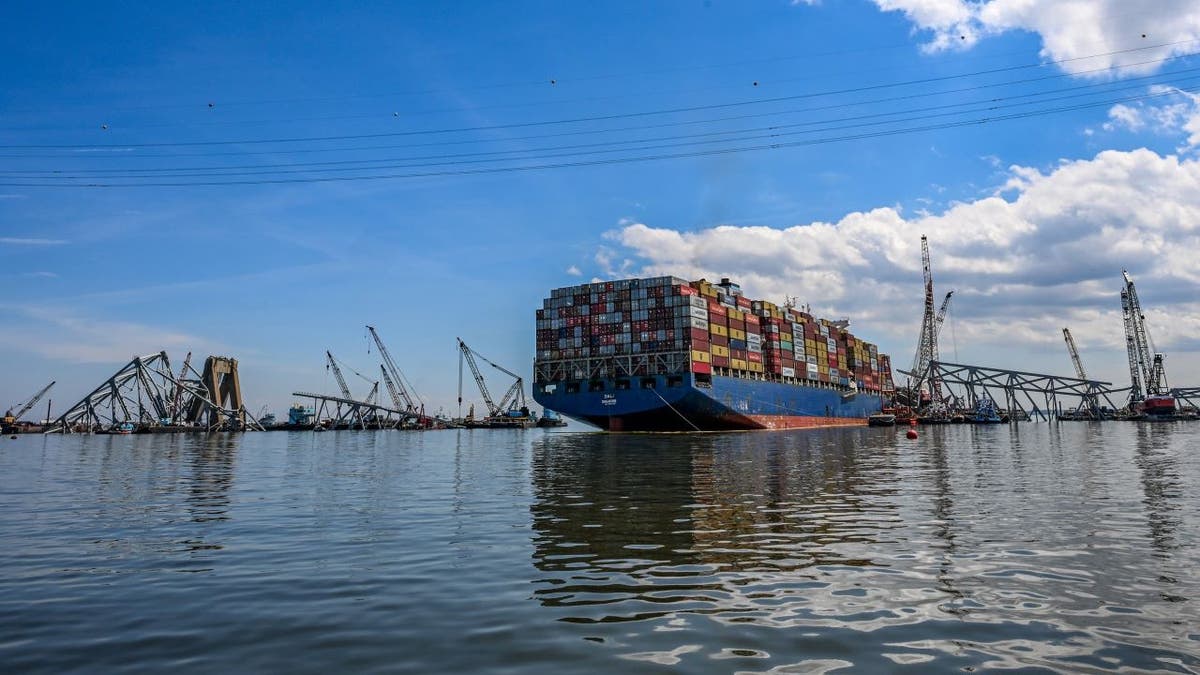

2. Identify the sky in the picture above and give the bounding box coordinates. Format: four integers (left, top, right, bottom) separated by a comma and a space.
4, 0, 1200, 418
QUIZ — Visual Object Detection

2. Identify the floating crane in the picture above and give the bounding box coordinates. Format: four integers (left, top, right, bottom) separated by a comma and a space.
366, 325, 421, 417
3, 381, 55, 430
1121, 271, 1173, 416
326, 350, 354, 400
457, 337, 534, 428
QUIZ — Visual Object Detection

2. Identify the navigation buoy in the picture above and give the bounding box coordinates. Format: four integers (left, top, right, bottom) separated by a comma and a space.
906, 428, 918, 439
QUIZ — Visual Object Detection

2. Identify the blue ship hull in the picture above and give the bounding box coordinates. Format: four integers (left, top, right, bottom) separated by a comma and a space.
533, 373, 884, 431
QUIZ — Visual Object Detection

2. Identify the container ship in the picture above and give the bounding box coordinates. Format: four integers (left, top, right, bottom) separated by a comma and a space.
533, 276, 894, 431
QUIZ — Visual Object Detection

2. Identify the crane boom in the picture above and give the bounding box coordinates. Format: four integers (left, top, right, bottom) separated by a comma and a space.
1062, 328, 1088, 380
380, 365, 405, 410
909, 235, 943, 403
7, 381, 55, 421
1121, 271, 1167, 399
366, 326, 419, 413
933, 291, 954, 341
326, 350, 354, 400
458, 338, 498, 416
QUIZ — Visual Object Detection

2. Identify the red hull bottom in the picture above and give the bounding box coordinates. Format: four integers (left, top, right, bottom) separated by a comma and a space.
743, 414, 868, 430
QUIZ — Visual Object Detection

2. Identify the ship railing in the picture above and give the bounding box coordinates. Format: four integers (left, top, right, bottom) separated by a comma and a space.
534, 351, 690, 384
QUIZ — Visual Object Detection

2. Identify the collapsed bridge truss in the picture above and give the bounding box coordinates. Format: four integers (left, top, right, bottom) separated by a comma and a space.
46, 352, 260, 433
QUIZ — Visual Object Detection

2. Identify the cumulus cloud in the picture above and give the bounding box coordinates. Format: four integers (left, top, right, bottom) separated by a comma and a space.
868, 0, 1200, 76
606, 147, 1200, 378
566, 265, 582, 276
1102, 86, 1200, 147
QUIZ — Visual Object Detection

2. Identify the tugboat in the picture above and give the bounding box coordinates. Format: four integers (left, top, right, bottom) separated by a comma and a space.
867, 412, 896, 427
536, 410, 568, 428
970, 397, 1004, 424
112, 421, 135, 435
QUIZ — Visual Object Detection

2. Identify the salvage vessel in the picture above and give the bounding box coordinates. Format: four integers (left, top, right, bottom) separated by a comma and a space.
533, 277, 893, 431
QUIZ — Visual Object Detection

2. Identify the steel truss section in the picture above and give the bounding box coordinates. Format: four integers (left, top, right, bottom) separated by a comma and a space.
46, 351, 260, 433
291, 391, 413, 430
928, 360, 1124, 421
1170, 387, 1200, 409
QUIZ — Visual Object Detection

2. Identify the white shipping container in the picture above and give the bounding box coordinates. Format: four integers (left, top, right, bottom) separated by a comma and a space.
689, 296, 707, 309
781, 367, 796, 378
807, 362, 819, 372
689, 317, 709, 331
807, 355, 818, 364
747, 343, 762, 353
688, 306, 709, 320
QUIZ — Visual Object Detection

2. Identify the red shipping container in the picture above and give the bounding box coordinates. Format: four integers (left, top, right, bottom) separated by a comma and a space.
678, 285, 697, 296
745, 314, 760, 326
731, 349, 747, 360
747, 352, 763, 364
692, 361, 712, 374
707, 301, 727, 316
712, 355, 730, 367
736, 296, 752, 310
689, 327, 709, 342
710, 334, 729, 347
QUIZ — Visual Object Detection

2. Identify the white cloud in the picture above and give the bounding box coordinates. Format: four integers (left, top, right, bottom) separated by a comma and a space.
1101, 86, 1200, 148
608, 147, 1200, 379
0, 237, 68, 246
0, 305, 221, 364
868, 0, 1200, 76
566, 265, 582, 276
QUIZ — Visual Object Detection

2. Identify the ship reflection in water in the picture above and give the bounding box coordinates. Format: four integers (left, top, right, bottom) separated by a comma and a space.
528, 426, 1199, 671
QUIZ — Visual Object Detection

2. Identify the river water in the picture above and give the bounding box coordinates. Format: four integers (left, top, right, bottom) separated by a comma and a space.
0, 423, 1197, 673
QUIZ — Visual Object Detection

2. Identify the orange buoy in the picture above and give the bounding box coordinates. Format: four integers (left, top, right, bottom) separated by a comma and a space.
906, 429, 918, 439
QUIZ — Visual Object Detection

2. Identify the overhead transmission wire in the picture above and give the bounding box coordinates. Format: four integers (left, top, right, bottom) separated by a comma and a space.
7, 65, 1198, 178
6, 83, 1198, 188
8, 59, 1197, 173
4, 38, 1196, 152
4, 81, 1195, 186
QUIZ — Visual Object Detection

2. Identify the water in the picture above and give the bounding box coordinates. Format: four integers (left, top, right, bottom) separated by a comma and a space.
1, 424, 1197, 673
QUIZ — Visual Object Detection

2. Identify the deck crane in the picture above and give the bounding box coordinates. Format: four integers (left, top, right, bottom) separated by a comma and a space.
1121, 271, 1171, 413
457, 338, 531, 425
908, 235, 945, 407
366, 325, 420, 415
4, 381, 55, 427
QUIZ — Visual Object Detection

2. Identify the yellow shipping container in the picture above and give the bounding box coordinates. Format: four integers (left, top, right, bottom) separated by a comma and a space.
805, 338, 817, 349
691, 350, 711, 363
780, 332, 793, 342
711, 345, 731, 358
819, 365, 829, 374
710, 324, 729, 337
748, 362, 764, 373
702, 286, 719, 298
760, 301, 778, 312
731, 358, 748, 370
728, 308, 744, 321
729, 328, 746, 341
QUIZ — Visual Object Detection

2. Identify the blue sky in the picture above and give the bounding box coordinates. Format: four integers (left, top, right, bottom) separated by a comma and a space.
4, 0, 1200, 417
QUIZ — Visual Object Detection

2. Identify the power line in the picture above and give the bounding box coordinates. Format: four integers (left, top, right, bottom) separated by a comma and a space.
8, 71, 1197, 179
4, 38, 1197, 151
4, 84, 1194, 188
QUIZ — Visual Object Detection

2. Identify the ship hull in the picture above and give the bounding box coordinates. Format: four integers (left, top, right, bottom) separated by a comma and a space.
534, 373, 883, 432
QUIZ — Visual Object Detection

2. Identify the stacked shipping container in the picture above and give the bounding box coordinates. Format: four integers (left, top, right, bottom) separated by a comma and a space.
536, 277, 892, 394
